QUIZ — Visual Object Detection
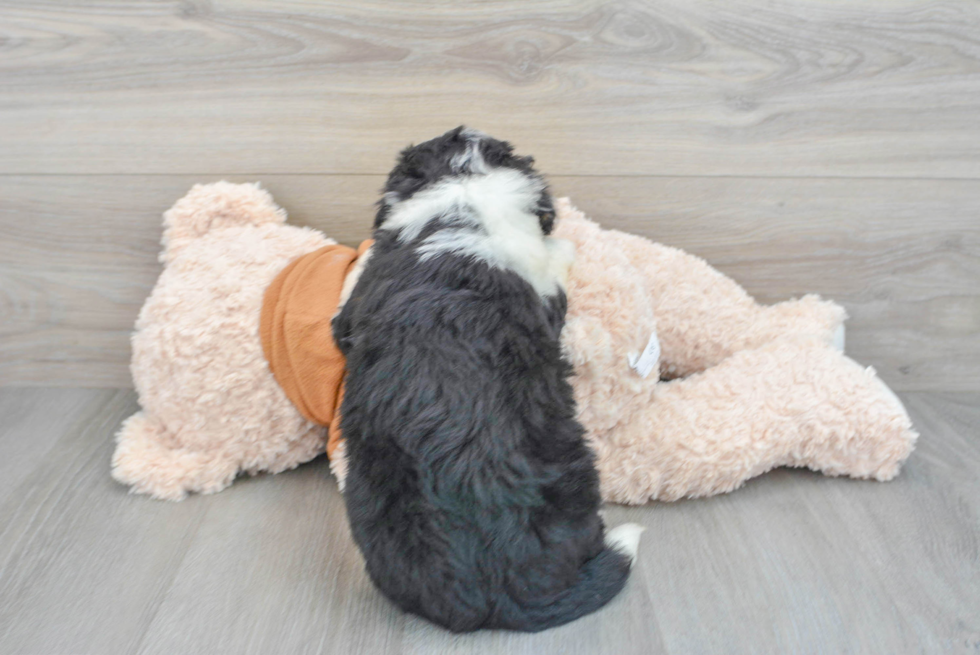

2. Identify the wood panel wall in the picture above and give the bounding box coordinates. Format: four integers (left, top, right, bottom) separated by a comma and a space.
1, 1, 978, 389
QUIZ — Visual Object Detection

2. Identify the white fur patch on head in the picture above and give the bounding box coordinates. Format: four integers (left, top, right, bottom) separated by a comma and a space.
449, 128, 489, 175
379, 168, 572, 297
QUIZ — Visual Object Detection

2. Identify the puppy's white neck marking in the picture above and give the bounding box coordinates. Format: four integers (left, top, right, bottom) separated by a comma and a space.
380, 169, 573, 297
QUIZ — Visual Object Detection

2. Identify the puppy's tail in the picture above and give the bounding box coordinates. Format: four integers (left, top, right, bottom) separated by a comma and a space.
497, 523, 644, 632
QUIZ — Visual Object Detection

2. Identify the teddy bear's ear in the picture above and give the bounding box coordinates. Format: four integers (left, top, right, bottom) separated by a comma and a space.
161, 182, 286, 263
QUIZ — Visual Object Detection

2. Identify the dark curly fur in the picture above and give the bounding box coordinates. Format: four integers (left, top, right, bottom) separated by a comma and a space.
333, 127, 638, 633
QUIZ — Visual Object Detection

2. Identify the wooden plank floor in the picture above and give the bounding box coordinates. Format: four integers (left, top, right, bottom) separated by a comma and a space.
0, 387, 977, 654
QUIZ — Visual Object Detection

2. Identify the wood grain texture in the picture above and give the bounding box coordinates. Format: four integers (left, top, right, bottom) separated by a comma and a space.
2, 174, 977, 390
0, 389, 210, 655
0, 387, 977, 654
1, 0, 979, 177
0, 387, 113, 498
630, 393, 980, 653
1, 2, 977, 652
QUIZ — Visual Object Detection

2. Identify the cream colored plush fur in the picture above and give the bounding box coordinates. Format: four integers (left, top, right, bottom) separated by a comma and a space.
113, 183, 917, 502
113, 182, 331, 500
555, 201, 916, 501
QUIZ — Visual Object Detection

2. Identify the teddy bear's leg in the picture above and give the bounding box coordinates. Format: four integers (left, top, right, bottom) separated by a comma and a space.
553, 204, 662, 382
592, 336, 917, 505
112, 411, 241, 501
245, 423, 328, 477
605, 229, 847, 377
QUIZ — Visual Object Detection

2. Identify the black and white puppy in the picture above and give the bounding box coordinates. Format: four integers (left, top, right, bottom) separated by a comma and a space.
332, 126, 643, 633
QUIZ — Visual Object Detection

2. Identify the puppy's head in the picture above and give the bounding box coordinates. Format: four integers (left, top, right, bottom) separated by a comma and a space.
375, 126, 556, 234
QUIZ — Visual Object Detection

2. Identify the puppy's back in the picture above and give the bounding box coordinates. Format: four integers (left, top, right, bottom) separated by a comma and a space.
337, 244, 638, 632
334, 126, 641, 632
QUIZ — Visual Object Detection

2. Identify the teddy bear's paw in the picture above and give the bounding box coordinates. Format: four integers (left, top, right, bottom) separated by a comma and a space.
870, 370, 905, 415
797, 357, 918, 483
862, 372, 918, 479
111, 411, 240, 501
832, 323, 846, 352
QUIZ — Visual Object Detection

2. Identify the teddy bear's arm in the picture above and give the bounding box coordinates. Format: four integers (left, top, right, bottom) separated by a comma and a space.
604, 230, 846, 378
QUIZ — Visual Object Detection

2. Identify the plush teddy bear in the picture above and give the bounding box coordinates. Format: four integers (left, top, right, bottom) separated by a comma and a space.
112, 183, 917, 502
547, 200, 916, 503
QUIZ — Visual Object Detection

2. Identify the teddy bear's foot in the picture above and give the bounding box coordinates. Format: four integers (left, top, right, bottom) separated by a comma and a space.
832, 323, 846, 352
808, 359, 917, 482
592, 336, 917, 504
242, 422, 329, 478
759, 294, 847, 353
112, 411, 241, 501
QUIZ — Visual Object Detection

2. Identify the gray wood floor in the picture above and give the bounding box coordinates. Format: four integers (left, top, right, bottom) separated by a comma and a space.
0, 387, 977, 654
2, 1, 980, 653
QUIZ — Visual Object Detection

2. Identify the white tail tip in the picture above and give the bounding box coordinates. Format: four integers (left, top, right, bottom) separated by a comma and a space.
605, 523, 645, 565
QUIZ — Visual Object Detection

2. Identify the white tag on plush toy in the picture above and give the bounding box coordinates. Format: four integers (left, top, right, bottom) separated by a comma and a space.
627, 333, 660, 379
